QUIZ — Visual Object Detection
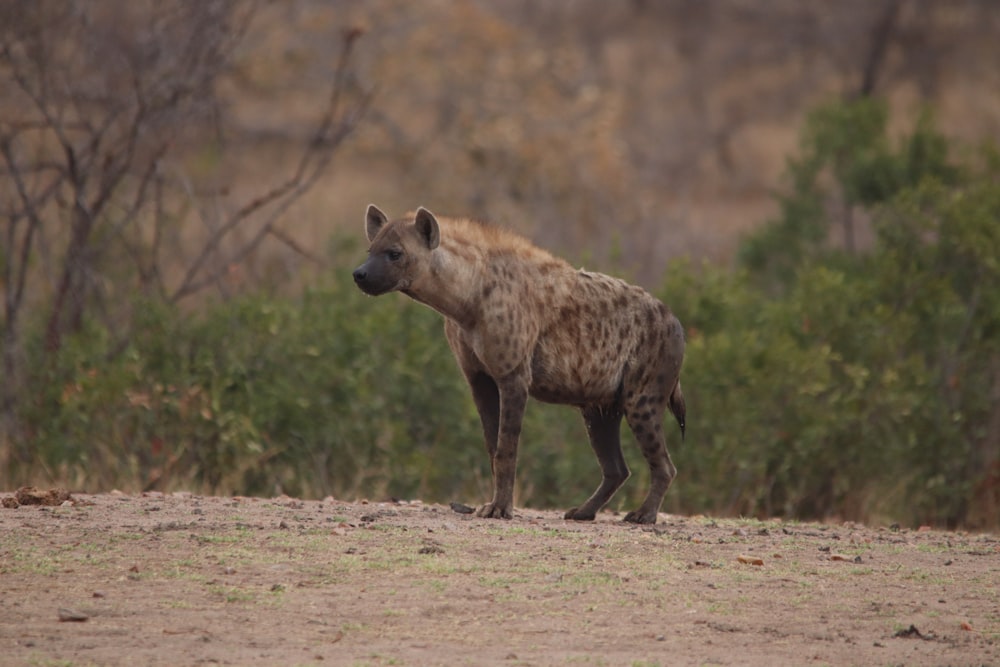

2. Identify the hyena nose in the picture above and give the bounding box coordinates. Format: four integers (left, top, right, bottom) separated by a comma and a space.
352, 267, 367, 284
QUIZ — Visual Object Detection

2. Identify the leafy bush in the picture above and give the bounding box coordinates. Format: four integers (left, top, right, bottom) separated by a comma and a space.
678, 100, 1000, 528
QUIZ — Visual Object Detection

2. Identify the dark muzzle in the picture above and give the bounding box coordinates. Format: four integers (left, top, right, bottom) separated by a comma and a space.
352, 260, 394, 296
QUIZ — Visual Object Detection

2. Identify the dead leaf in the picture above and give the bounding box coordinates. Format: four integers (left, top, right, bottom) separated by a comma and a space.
737, 555, 763, 566
960, 621, 974, 631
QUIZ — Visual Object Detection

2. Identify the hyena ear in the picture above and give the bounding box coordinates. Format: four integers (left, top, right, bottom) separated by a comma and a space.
414, 207, 441, 250
365, 204, 388, 242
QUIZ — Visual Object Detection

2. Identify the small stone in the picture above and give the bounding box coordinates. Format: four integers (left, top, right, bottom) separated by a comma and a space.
449, 502, 475, 515
58, 608, 89, 622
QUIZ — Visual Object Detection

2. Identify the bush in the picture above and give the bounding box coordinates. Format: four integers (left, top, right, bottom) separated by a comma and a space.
686, 100, 1000, 528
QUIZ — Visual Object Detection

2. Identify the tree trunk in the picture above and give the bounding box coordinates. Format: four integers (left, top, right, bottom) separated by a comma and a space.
44, 202, 94, 357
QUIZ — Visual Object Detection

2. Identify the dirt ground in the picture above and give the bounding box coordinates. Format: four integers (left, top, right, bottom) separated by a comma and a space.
1, 491, 997, 667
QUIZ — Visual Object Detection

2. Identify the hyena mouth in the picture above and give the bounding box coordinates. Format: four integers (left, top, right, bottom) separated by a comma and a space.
352, 271, 408, 297
355, 281, 394, 297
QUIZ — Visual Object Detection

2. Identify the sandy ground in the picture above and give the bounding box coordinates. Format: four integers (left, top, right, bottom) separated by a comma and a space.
1, 490, 997, 666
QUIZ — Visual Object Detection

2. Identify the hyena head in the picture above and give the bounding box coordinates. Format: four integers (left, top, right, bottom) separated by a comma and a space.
352, 204, 440, 296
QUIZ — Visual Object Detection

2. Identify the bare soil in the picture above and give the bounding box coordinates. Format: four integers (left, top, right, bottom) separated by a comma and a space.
1, 491, 997, 667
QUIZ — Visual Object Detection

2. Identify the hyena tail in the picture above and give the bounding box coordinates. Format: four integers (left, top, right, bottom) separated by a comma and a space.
668, 381, 686, 441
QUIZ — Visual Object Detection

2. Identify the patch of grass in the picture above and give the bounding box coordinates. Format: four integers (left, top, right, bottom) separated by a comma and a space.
5, 547, 60, 576
901, 568, 953, 585
358, 654, 405, 666
564, 571, 621, 589
163, 563, 206, 582
790, 592, 815, 607
485, 525, 576, 540
27, 658, 81, 667
417, 558, 467, 576
106, 532, 147, 545
165, 599, 194, 609
706, 601, 732, 615
362, 555, 419, 572
193, 533, 244, 545
422, 578, 448, 594
267, 532, 333, 551
564, 656, 609, 666
477, 574, 532, 588
208, 584, 257, 604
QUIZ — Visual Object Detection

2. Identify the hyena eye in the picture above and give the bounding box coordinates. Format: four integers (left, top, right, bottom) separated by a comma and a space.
387, 249, 403, 261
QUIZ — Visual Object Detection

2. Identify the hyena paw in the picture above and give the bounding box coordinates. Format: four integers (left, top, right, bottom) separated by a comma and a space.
476, 502, 513, 520
623, 509, 658, 525
563, 507, 596, 521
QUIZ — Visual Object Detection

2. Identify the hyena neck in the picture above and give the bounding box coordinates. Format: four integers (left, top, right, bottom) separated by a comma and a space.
404, 247, 481, 328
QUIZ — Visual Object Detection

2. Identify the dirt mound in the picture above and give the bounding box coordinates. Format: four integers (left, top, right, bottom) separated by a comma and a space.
1, 493, 997, 666
1, 486, 76, 508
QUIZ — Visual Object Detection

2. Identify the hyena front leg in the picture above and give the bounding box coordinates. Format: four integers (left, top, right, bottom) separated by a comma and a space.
623, 395, 677, 525
565, 406, 629, 521
476, 375, 528, 520
467, 371, 500, 471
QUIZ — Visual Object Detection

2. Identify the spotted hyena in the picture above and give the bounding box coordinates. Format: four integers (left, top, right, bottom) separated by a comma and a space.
353, 205, 685, 524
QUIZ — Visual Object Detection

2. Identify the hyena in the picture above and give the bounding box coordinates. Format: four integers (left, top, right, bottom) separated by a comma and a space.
353, 205, 685, 524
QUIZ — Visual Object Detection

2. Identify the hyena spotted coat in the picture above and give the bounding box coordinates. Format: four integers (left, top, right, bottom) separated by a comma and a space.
353, 205, 685, 524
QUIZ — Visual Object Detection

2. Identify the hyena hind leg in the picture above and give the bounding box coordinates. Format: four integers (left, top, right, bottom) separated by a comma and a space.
623, 401, 677, 525
564, 406, 630, 521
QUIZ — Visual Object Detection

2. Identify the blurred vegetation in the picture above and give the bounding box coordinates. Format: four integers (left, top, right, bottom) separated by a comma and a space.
4, 97, 999, 529
689, 100, 1000, 529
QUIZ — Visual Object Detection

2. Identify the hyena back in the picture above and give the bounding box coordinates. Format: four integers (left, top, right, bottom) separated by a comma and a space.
353, 205, 685, 524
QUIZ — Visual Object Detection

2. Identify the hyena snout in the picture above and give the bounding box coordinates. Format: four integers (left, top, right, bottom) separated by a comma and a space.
352, 259, 399, 296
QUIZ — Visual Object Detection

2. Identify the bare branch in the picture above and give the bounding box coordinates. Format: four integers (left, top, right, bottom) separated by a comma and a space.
269, 225, 327, 267
1, 136, 49, 322
855, 0, 902, 99
169, 29, 371, 303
